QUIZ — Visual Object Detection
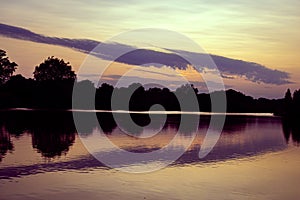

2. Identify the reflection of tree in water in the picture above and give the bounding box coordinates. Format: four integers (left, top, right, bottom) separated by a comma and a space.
1, 111, 29, 138
113, 113, 161, 136
96, 112, 117, 134
31, 130, 75, 158
197, 115, 249, 136
95, 113, 168, 136
291, 125, 300, 145
0, 111, 26, 162
74, 112, 118, 136
222, 116, 248, 133
282, 119, 291, 143
29, 112, 76, 158
0, 126, 14, 162
0, 111, 77, 160
282, 118, 300, 146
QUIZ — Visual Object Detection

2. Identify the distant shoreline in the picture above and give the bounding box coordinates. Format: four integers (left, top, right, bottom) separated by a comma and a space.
0, 108, 276, 117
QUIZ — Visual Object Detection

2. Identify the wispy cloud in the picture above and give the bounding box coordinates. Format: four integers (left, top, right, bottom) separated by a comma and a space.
0, 23, 292, 85
168, 49, 292, 85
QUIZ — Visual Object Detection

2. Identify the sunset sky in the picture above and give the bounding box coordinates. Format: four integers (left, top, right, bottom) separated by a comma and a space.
1, 0, 300, 98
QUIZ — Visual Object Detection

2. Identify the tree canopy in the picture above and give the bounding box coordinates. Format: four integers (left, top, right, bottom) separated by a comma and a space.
0, 49, 18, 84
33, 56, 76, 81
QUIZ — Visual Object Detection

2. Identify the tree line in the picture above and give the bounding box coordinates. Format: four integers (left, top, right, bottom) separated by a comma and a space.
0, 49, 299, 116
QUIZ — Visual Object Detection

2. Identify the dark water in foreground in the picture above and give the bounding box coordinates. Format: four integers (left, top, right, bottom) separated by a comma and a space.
1, 111, 300, 200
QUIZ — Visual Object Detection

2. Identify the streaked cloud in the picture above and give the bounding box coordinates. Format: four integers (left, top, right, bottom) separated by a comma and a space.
0, 23, 291, 85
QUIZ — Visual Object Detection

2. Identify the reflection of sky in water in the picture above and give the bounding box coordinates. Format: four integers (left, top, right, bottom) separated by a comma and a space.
0, 111, 298, 179
1, 112, 300, 200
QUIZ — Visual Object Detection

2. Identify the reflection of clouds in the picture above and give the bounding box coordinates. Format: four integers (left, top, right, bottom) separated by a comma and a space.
178, 116, 287, 165
81, 115, 287, 163
0, 113, 296, 178
0, 23, 291, 85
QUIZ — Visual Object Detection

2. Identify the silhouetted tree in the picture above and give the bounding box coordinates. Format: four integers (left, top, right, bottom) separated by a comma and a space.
95, 83, 114, 110
3, 75, 36, 108
175, 84, 198, 96
31, 57, 77, 108
284, 88, 293, 115
33, 56, 76, 81
293, 90, 300, 103
8, 74, 26, 82
293, 89, 300, 115
0, 49, 18, 84
285, 89, 292, 101
174, 84, 199, 111
73, 80, 96, 109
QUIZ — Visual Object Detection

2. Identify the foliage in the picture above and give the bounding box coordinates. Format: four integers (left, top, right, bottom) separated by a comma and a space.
33, 56, 76, 81
285, 89, 292, 101
0, 49, 18, 84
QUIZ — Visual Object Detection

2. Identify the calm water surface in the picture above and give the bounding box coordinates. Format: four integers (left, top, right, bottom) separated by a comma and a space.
0, 111, 300, 200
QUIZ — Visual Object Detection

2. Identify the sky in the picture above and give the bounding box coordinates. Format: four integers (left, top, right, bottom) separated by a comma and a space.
1, 0, 300, 98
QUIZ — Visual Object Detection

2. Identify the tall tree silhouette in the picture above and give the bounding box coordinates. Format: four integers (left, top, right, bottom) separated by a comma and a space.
293, 89, 300, 115
285, 89, 292, 101
284, 88, 293, 115
0, 49, 18, 84
95, 83, 114, 110
33, 56, 76, 81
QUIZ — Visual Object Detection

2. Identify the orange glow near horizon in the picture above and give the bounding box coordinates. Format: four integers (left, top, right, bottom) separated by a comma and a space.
0, 35, 299, 98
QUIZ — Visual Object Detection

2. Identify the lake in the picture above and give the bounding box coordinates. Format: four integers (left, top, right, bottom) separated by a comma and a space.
1, 110, 300, 200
